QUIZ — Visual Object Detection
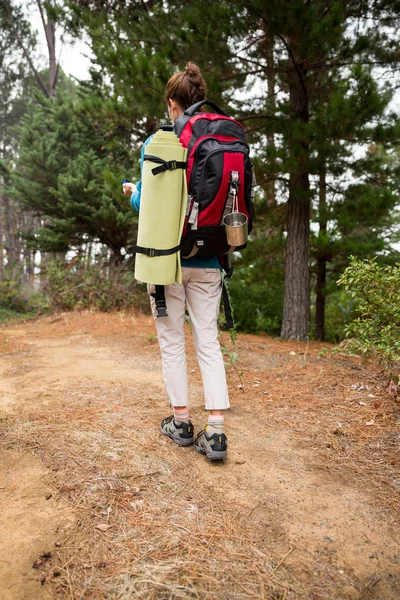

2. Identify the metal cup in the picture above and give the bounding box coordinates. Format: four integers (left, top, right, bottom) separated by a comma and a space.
223, 212, 248, 246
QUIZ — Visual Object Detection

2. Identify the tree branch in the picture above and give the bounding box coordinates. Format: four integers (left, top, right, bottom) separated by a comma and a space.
1, 3, 50, 97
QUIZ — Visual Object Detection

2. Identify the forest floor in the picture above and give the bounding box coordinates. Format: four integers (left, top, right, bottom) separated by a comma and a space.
0, 310, 399, 600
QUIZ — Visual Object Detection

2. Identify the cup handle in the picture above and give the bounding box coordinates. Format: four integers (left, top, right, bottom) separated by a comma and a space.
232, 189, 239, 213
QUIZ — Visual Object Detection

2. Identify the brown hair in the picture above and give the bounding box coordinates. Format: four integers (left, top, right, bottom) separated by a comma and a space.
164, 62, 207, 110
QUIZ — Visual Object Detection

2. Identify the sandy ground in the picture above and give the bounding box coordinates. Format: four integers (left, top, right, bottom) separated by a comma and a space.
0, 310, 399, 599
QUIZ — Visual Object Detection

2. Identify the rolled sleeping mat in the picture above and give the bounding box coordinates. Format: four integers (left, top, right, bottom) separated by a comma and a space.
134, 130, 188, 285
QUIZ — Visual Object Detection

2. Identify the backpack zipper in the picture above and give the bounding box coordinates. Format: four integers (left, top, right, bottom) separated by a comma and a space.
195, 145, 248, 205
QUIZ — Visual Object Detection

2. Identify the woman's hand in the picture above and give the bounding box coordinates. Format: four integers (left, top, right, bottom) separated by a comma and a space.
122, 182, 137, 196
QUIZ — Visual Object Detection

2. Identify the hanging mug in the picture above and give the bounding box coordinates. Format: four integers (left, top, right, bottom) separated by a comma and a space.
222, 190, 248, 246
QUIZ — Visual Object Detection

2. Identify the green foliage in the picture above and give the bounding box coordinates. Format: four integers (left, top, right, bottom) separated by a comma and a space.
0, 307, 34, 323
337, 257, 400, 371
0, 266, 45, 318
311, 289, 358, 344
10, 90, 138, 261
43, 260, 149, 312
227, 278, 282, 335
0, 277, 29, 313
226, 216, 286, 335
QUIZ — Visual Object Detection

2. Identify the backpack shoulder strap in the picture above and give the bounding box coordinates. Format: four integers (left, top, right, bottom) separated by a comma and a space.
184, 101, 229, 117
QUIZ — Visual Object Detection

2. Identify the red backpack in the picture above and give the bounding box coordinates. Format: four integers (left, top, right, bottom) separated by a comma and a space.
174, 100, 254, 259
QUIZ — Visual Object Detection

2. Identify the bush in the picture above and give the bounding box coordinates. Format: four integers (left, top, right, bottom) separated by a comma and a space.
0, 265, 45, 316
337, 257, 400, 372
0, 274, 29, 313
43, 260, 150, 313
310, 289, 358, 343
226, 278, 282, 335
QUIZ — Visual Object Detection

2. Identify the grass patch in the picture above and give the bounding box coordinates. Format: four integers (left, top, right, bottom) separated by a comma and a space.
0, 307, 36, 323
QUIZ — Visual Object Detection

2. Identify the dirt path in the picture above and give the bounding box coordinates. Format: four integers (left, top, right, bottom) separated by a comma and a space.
0, 311, 399, 599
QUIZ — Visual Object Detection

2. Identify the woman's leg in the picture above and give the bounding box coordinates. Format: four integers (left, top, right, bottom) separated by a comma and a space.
185, 268, 230, 411
149, 280, 188, 407
148, 276, 194, 446
185, 267, 229, 460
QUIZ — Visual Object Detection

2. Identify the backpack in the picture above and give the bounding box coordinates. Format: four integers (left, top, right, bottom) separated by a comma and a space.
141, 101, 255, 328
173, 100, 255, 259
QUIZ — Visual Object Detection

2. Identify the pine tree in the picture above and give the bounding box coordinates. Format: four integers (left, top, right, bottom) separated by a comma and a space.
10, 86, 137, 264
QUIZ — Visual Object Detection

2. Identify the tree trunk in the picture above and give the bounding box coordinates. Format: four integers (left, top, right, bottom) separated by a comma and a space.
265, 34, 276, 208
315, 169, 327, 341
37, 0, 58, 97
0, 193, 4, 278
4, 195, 18, 266
280, 58, 310, 341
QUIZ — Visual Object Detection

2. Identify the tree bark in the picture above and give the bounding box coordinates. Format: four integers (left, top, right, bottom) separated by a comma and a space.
265, 34, 276, 208
37, 0, 58, 96
280, 55, 310, 341
315, 168, 327, 341
0, 193, 4, 277
4, 195, 18, 266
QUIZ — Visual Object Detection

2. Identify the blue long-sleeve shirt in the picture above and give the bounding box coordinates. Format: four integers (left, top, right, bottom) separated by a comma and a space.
130, 136, 220, 269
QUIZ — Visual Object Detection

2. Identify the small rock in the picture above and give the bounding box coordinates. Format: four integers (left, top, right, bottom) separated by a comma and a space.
235, 459, 246, 465
45, 493, 52, 500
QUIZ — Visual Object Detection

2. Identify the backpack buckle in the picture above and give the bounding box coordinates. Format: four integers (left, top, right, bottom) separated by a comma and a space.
155, 304, 168, 318
168, 160, 177, 170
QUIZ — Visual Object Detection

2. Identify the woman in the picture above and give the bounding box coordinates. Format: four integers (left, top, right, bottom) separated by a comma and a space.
123, 63, 229, 461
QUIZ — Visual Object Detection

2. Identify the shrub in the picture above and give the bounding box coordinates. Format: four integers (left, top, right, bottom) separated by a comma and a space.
0, 278, 28, 313
310, 289, 358, 343
42, 260, 150, 313
337, 257, 400, 373
0, 266, 42, 315
226, 278, 282, 335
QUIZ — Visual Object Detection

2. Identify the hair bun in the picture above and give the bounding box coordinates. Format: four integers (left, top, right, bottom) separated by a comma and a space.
185, 62, 202, 85
165, 62, 207, 109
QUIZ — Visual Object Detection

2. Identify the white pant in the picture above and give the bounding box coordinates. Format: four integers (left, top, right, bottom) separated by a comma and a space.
149, 267, 230, 411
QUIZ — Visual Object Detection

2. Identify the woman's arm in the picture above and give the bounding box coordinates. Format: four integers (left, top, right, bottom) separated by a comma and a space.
130, 181, 141, 211
123, 135, 154, 212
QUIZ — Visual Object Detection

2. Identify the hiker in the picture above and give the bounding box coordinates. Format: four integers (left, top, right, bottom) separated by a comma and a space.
123, 62, 229, 461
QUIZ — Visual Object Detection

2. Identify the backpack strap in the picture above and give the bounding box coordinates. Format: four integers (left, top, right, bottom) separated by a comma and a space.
219, 254, 233, 279
150, 285, 168, 318
184, 101, 229, 117
144, 154, 187, 176
135, 244, 180, 257
219, 255, 234, 330
221, 279, 234, 330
